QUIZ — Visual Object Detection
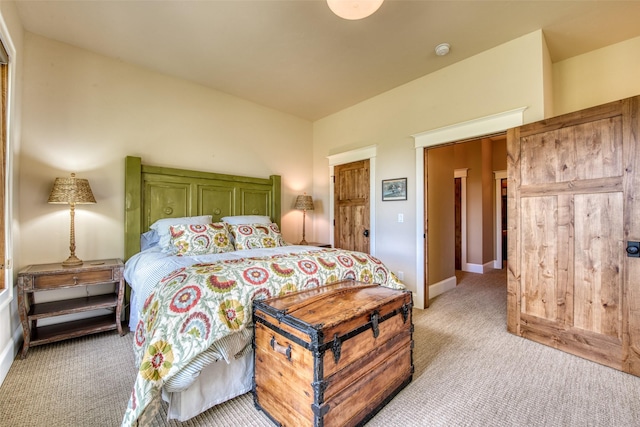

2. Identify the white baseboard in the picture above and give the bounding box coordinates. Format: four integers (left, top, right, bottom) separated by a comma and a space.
0, 326, 21, 386
463, 261, 495, 274
428, 275, 457, 299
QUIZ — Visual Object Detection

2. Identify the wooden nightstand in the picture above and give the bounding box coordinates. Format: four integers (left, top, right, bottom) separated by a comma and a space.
17, 258, 125, 358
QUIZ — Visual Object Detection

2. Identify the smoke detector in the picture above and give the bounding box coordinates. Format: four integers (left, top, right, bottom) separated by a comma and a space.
435, 43, 450, 56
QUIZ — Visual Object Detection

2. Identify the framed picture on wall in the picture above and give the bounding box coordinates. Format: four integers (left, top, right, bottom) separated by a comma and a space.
382, 178, 407, 201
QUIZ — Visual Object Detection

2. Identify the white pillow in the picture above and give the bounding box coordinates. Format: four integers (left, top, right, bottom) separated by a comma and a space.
221, 215, 272, 225
149, 215, 212, 250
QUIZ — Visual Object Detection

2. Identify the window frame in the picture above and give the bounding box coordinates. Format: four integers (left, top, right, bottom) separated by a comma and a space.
0, 14, 15, 311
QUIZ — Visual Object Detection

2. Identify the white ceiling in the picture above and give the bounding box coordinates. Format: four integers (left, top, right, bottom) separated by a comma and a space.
14, 0, 640, 121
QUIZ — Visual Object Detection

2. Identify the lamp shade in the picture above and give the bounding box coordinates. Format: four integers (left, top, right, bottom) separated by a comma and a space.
48, 173, 96, 205
294, 194, 314, 211
327, 0, 384, 20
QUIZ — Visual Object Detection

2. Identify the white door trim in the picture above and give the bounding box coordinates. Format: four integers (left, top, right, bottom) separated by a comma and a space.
494, 170, 507, 269
455, 168, 469, 272
413, 107, 527, 148
327, 145, 377, 255
412, 108, 526, 309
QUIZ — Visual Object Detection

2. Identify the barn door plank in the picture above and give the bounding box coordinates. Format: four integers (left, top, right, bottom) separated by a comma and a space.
509, 96, 640, 376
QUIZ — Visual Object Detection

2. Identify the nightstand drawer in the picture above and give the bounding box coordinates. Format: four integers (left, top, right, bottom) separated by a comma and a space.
33, 269, 114, 289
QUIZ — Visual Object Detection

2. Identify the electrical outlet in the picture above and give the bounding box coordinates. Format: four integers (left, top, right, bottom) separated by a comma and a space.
397, 271, 404, 280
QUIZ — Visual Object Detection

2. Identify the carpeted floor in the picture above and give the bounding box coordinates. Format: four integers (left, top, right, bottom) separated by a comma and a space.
1, 269, 639, 426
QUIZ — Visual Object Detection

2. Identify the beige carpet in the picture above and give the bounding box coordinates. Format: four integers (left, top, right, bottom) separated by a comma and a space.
2, 269, 639, 426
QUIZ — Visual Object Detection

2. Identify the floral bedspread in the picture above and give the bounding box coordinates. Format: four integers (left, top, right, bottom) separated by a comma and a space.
121, 248, 404, 426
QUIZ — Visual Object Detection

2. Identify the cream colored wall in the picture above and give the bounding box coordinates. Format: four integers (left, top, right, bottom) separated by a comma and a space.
450, 139, 494, 268
454, 140, 482, 265
541, 31, 554, 119
481, 138, 494, 265
492, 138, 507, 171
426, 146, 454, 285
553, 35, 640, 116
313, 31, 548, 295
0, 0, 22, 386
20, 33, 313, 269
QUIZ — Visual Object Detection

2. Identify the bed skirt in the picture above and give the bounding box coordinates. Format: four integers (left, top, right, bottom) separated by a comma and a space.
161, 350, 254, 421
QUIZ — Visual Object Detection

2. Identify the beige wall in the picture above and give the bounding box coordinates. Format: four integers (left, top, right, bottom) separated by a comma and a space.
426, 146, 454, 285
425, 137, 501, 285
314, 31, 549, 297
454, 140, 482, 265
20, 33, 314, 268
492, 138, 507, 171
481, 138, 494, 264
553, 35, 640, 116
449, 139, 495, 269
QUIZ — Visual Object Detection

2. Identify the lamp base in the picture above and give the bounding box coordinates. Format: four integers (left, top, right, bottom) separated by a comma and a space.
299, 239, 308, 245
62, 254, 83, 267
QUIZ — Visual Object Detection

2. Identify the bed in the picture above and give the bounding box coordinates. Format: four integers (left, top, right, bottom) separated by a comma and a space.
121, 157, 405, 426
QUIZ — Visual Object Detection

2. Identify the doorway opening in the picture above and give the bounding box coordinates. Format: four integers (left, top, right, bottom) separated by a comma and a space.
425, 134, 507, 301
412, 106, 527, 309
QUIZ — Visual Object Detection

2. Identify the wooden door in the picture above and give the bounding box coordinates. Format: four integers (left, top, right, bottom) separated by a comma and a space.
507, 96, 640, 375
334, 160, 370, 253
501, 179, 507, 263
454, 177, 462, 270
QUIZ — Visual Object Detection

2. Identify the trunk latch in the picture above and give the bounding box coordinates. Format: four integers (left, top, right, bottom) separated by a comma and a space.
371, 310, 380, 338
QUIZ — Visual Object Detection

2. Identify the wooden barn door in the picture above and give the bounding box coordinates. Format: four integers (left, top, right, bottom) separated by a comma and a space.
507, 96, 640, 375
334, 160, 370, 253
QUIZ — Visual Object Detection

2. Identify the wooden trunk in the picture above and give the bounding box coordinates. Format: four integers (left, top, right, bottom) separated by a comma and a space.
253, 280, 413, 427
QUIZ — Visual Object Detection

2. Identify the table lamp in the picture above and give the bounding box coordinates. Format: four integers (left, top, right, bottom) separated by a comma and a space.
294, 194, 314, 245
48, 173, 96, 267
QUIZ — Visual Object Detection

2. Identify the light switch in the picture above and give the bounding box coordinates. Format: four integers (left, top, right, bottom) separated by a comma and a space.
398, 213, 404, 223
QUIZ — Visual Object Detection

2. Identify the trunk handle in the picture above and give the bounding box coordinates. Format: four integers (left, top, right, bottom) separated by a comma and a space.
270, 336, 292, 361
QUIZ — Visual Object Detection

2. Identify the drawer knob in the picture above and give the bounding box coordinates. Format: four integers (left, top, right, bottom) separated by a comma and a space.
73, 276, 78, 285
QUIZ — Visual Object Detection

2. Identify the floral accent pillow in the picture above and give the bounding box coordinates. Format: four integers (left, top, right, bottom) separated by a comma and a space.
150, 215, 213, 252
228, 223, 287, 250
169, 223, 235, 256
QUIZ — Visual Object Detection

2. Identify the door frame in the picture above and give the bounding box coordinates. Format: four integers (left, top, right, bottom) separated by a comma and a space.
494, 170, 507, 269
0, 17, 14, 311
412, 107, 527, 309
328, 145, 377, 255
454, 168, 469, 271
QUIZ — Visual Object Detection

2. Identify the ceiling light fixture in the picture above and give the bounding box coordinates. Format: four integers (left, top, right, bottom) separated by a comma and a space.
435, 43, 450, 56
327, 0, 384, 20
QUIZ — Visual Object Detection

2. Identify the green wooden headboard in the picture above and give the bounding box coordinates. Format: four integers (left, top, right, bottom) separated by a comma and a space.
124, 156, 281, 261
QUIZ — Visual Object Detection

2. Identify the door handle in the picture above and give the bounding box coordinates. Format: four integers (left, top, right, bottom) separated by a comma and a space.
363, 229, 370, 237
627, 241, 640, 257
